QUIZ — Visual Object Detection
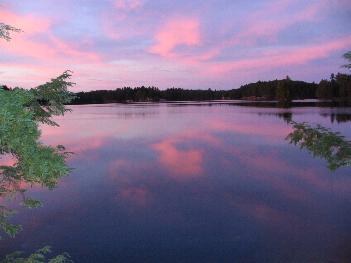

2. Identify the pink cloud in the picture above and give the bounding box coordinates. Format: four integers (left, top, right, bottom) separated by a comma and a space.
0, 9, 56, 58
0, 34, 100, 63
135, 1, 334, 82
149, 17, 200, 58
163, 0, 329, 69
0, 9, 51, 33
208, 36, 351, 75
152, 138, 203, 178
0, 63, 72, 88
1, 0, 348, 91
49, 36, 100, 62
0, 9, 100, 64
159, 0, 327, 68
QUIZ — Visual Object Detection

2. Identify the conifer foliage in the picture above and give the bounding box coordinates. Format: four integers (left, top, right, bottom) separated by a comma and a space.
0, 23, 75, 238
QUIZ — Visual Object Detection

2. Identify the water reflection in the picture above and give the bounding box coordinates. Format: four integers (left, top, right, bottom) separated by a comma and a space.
287, 122, 351, 171
0, 143, 69, 237
0, 153, 72, 261
260, 110, 351, 171
321, 113, 351, 123
1, 103, 351, 262
259, 111, 351, 125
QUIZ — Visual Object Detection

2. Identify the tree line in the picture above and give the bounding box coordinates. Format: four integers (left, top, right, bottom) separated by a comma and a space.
316, 73, 351, 100
65, 73, 350, 104
2, 46, 350, 104
2, 73, 351, 105
69, 78, 318, 104
68, 50, 350, 104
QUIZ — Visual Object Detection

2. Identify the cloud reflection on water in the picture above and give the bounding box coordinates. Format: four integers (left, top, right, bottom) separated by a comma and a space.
3, 103, 350, 262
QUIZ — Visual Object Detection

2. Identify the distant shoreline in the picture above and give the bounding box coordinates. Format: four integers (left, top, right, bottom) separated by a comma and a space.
68, 98, 351, 108
69, 74, 351, 105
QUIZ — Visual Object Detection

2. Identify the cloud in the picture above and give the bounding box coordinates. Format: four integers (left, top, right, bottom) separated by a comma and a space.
149, 17, 200, 58
0, 8, 100, 64
0, 9, 51, 33
1, 0, 350, 90
226, 0, 326, 48
182, 0, 328, 65
207, 36, 351, 75
152, 138, 203, 178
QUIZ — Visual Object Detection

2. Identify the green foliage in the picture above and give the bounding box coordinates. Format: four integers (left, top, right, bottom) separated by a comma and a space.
1, 246, 73, 263
287, 122, 351, 171
0, 23, 21, 41
0, 71, 75, 238
0, 21, 74, 262
0, 71, 75, 184
0, 207, 22, 238
28, 71, 76, 126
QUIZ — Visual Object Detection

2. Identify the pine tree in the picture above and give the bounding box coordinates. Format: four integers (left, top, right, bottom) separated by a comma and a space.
276, 79, 291, 103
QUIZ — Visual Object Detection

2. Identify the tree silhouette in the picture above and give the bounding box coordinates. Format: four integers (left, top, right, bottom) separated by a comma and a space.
276, 79, 292, 105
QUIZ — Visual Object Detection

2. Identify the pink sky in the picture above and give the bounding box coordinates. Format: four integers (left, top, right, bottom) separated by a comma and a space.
0, 0, 350, 91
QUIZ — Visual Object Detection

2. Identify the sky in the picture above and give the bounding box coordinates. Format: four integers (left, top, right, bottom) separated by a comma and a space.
0, 0, 350, 91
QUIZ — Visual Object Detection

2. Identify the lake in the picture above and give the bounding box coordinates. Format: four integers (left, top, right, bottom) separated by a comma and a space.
1, 102, 351, 262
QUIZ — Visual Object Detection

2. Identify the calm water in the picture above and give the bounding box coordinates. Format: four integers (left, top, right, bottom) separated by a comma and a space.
1, 102, 351, 262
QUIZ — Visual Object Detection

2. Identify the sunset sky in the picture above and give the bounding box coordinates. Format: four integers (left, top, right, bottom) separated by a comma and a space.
0, 0, 350, 91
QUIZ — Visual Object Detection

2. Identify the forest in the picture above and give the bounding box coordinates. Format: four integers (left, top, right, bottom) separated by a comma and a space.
60, 73, 351, 104
2, 73, 351, 105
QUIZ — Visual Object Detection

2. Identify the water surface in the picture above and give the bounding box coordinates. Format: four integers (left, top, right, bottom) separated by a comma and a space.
1, 102, 351, 262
